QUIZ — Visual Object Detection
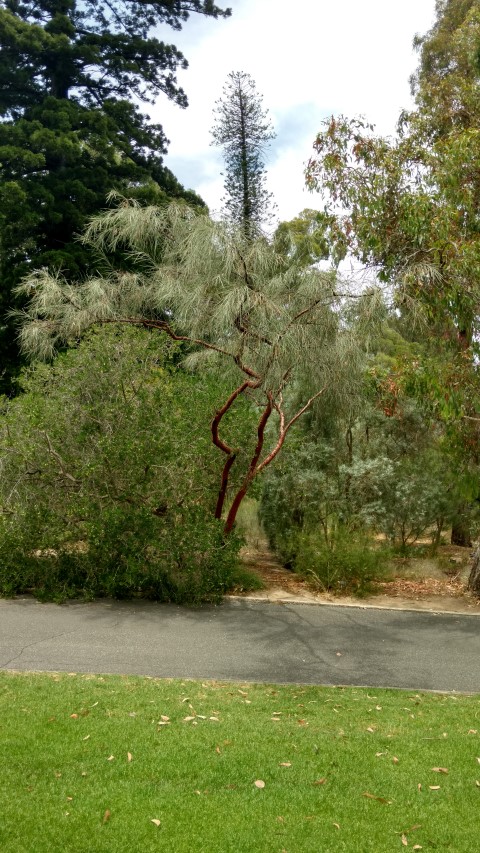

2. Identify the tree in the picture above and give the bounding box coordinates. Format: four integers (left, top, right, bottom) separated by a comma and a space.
304, 0, 480, 555
16, 199, 365, 535
0, 0, 231, 390
211, 71, 275, 238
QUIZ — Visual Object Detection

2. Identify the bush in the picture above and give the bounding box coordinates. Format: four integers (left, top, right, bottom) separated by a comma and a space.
289, 527, 390, 596
0, 327, 259, 603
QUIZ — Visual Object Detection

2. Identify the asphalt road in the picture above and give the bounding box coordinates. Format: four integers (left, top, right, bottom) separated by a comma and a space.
0, 597, 479, 692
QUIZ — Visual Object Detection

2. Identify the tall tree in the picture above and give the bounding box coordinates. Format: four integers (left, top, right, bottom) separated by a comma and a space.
211, 71, 275, 238
304, 0, 480, 558
0, 0, 231, 391
16, 199, 365, 535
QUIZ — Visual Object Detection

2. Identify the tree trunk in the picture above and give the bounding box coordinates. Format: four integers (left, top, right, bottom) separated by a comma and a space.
450, 517, 472, 547
468, 544, 480, 595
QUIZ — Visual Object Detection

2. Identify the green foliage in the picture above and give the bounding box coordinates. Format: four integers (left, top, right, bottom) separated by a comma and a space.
17, 199, 369, 534
0, 326, 258, 602
0, 0, 230, 390
211, 71, 275, 237
290, 527, 389, 596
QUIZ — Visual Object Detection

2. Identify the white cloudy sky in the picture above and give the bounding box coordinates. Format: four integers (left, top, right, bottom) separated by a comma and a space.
151, 0, 437, 223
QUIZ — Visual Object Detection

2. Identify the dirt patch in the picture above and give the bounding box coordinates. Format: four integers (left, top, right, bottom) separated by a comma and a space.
238, 542, 480, 614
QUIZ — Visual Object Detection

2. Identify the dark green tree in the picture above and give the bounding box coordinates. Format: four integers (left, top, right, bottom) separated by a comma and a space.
211, 71, 275, 238
0, 0, 231, 391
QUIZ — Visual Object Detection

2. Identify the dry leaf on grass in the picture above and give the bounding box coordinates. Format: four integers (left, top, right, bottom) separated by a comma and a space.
429, 785, 441, 790
254, 780, 265, 789
431, 767, 448, 774
393, 757, 399, 764
401, 835, 408, 847
333, 822, 340, 830
151, 819, 161, 827
127, 752, 132, 762
362, 792, 391, 804
106, 755, 114, 762
313, 778, 326, 786
102, 810, 111, 824
279, 762, 292, 767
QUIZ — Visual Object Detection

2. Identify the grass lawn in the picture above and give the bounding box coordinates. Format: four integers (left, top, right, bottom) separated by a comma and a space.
1, 672, 480, 852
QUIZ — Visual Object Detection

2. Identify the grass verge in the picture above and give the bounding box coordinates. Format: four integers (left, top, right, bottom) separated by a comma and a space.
1, 672, 480, 852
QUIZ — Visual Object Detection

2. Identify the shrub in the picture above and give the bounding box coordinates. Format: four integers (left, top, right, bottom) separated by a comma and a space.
0, 327, 259, 603
290, 527, 390, 596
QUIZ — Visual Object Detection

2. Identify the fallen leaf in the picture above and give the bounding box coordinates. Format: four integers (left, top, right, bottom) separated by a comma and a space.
157, 721, 170, 726
279, 762, 292, 767
70, 714, 78, 720
429, 785, 441, 790
333, 822, 340, 830
183, 716, 195, 722
362, 792, 391, 804
215, 746, 221, 755
477, 757, 480, 764
276, 816, 285, 823
127, 752, 132, 762
336, 652, 342, 657
54, 772, 62, 778
401, 834, 408, 847
393, 757, 399, 764
475, 780, 480, 787
102, 810, 111, 824
254, 780, 265, 789
209, 717, 219, 722
271, 717, 281, 722
431, 767, 448, 774
66, 796, 73, 802
375, 706, 382, 711
417, 783, 422, 791
413, 846, 423, 850
160, 715, 169, 722
107, 755, 114, 762
297, 719, 308, 726
238, 690, 248, 696
468, 729, 478, 734
82, 735, 90, 741
366, 727, 375, 733
376, 752, 387, 757
151, 818, 161, 827
313, 778, 326, 786
91, 701, 99, 707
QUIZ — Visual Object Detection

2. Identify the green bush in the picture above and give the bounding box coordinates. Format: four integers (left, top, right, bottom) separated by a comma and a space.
291, 527, 390, 596
0, 327, 259, 603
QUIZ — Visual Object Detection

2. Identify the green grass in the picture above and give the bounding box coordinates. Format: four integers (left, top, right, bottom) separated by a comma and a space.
1, 673, 480, 852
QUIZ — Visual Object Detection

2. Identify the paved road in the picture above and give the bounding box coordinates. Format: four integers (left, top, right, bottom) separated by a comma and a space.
0, 597, 479, 692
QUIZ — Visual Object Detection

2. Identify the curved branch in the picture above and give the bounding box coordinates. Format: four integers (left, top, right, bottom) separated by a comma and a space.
256, 387, 326, 475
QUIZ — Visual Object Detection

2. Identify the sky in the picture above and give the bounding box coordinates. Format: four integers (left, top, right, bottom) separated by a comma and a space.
152, 0, 438, 224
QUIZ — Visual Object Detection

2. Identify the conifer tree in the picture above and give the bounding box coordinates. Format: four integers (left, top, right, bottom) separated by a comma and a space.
0, 0, 230, 390
211, 71, 275, 238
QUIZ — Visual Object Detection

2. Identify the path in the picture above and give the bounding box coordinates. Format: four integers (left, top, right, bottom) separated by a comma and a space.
1, 596, 479, 692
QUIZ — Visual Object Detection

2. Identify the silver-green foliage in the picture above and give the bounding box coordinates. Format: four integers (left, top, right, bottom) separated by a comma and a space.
16, 199, 367, 532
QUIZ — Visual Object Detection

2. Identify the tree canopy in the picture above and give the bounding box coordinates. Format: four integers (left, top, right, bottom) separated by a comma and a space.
0, 0, 231, 390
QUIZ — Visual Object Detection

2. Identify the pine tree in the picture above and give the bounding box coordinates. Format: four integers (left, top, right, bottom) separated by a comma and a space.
0, 0, 230, 390
211, 71, 275, 238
